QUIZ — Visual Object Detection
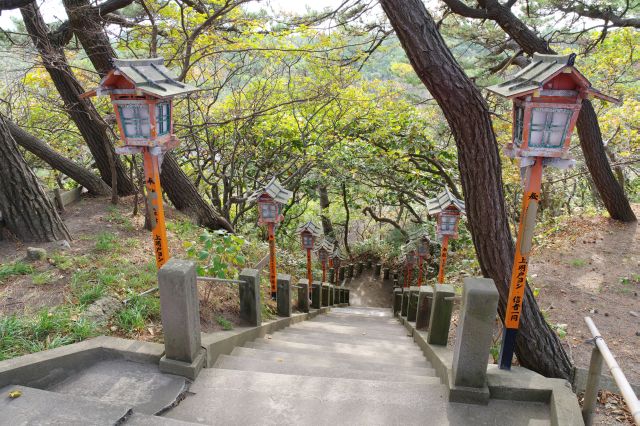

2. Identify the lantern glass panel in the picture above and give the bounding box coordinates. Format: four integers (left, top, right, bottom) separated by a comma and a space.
302, 234, 314, 249
513, 105, 525, 148
440, 214, 457, 234
528, 108, 572, 149
119, 104, 150, 138
260, 203, 278, 222
156, 102, 171, 136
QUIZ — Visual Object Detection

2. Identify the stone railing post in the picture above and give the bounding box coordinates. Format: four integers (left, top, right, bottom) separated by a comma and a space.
338, 267, 346, 281
239, 268, 261, 326
407, 286, 419, 322
375, 263, 382, 277
312, 281, 322, 309
347, 264, 354, 279
451, 278, 499, 404
327, 283, 335, 305
415, 286, 434, 330
277, 274, 291, 317
427, 284, 455, 345
345, 288, 350, 305
401, 288, 410, 317
393, 288, 403, 317
158, 258, 205, 379
297, 279, 309, 313
321, 281, 329, 307
328, 267, 335, 283
366, 259, 373, 268
383, 267, 390, 280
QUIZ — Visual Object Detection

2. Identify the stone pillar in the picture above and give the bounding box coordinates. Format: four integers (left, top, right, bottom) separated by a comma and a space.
158, 258, 205, 379
374, 263, 382, 277
357, 262, 364, 275
416, 285, 434, 330
393, 288, 403, 317
452, 278, 499, 396
312, 281, 322, 309
276, 274, 291, 317
393, 278, 399, 288
347, 264, 354, 279
239, 268, 261, 326
297, 279, 309, 313
401, 288, 409, 317
338, 267, 346, 281
383, 267, 390, 280
407, 286, 419, 322
393, 272, 398, 281
328, 284, 334, 305
321, 282, 329, 307
366, 259, 373, 268
339, 288, 346, 304
328, 267, 335, 284
345, 288, 350, 305
334, 286, 339, 304
428, 284, 455, 346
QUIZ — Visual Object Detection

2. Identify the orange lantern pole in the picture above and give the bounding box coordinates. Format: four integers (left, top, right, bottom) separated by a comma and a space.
142, 148, 170, 268
306, 248, 313, 286
499, 157, 543, 369
268, 222, 277, 300
437, 235, 449, 284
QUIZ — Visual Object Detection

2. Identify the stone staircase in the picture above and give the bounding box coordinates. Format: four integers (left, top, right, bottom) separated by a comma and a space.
163, 306, 551, 425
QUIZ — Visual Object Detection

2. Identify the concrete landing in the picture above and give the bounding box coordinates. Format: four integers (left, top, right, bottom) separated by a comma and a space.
47, 358, 189, 415
342, 271, 394, 308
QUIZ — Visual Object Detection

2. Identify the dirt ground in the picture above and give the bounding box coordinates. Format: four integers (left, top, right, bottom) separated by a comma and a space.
530, 204, 640, 425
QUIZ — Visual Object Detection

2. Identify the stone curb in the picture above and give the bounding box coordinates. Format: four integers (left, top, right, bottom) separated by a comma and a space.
0, 336, 164, 389
397, 316, 584, 426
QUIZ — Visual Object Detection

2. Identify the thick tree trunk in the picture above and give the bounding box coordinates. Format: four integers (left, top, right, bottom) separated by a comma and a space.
0, 115, 70, 242
460, 0, 636, 222
20, 3, 135, 196
318, 184, 335, 238
160, 154, 233, 232
380, 0, 573, 379
7, 120, 111, 196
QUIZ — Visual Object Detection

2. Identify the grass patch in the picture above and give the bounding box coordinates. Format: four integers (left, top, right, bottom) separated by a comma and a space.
0, 307, 97, 361
569, 258, 587, 267
216, 316, 233, 330
32, 271, 56, 286
0, 261, 34, 281
50, 252, 73, 271
114, 295, 160, 334
95, 232, 120, 252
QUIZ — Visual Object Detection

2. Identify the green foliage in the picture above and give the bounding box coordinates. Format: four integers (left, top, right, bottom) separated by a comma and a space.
185, 230, 246, 278
0, 261, 34, 281
569, 258, 587, 268
95, 232, 120, 252
31, 271, 56, 286
216, 316, 233, 330
0, 308, 97, 361
115, 294, 160, 334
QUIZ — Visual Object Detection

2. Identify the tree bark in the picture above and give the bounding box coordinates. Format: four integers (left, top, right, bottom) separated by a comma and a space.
0, 115, 70, 242
380, 0, 573, 379
7, 120, 111, 196
341, 182, 351, 257
318, 184, 335, 238
160, 154, 233, 232
20, 2, 135, 196
442, 0, 636, 222
362, 206, 408, 238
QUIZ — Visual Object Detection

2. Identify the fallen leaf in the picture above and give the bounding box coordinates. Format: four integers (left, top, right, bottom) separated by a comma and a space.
8, 390, 22, 399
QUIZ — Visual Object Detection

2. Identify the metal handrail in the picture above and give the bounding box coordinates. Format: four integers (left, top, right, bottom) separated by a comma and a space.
582, 316, 640, 425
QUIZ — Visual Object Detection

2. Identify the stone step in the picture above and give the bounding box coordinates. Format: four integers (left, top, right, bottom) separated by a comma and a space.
215, 355, 438, 384
330, 307, 392, 317
163, 369, 551, 425
312, 315, 402, 327
229, 347, 435, 376
245, 341, 427, 367
289, 321, 411, 338
0, 384, 131, 425
124, 413, 201, 425
279, 326, 413, 343
271, 329, 418, 348
254, 334, 424, 357
307, 318, 407, 331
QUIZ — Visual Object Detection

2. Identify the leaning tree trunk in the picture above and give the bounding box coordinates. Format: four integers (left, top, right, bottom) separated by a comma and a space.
7, 120, 111, 196
318, 184, 335, 238
0, 115, 70, 242
474, 0, 636, 222
380, 0, 573, 379
20, 3, 135, 196
58, 0, 234, 231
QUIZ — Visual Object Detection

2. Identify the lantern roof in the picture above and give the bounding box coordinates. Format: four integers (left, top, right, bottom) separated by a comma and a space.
314, 238, 334, 254
296, 221, 323, 238
248, 177, 293, 205
330, 245, 346, 260
407, 227, 431, 244
85, 58, 198, 99
486, 53, 619, 103
426, 187, 466, 217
